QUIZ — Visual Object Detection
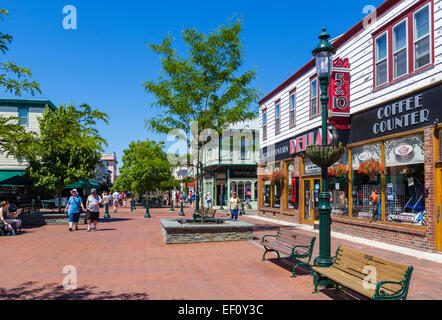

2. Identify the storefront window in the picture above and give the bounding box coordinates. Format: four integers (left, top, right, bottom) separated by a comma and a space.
272, 164, 281, 208
230, 181, 237, 197
286, 160, 298, 209
262, 166, 271, 207
238, 182, 245, 200
245, 182, 252, 201
304, 157, 321, 176
254, 181, 258, 201
351, 143, 382, 220
384, 135, 426, 225
328, 150, 349, 217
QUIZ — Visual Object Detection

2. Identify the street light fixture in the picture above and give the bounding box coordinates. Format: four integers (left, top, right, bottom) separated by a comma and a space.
312, 28, 336, 268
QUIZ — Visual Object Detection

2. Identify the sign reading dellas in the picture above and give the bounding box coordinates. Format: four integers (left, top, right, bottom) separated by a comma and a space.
348, 83, 442, 144
328, 58, 351, 130
260, 127, 332, 163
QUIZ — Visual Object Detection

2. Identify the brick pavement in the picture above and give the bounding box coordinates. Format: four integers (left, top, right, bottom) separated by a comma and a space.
0, 206, 440, 300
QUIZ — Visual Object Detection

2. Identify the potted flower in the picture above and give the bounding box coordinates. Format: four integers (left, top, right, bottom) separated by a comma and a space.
357, 159, 384, 177
261, 175, 270, 182
328, 163, 348, 178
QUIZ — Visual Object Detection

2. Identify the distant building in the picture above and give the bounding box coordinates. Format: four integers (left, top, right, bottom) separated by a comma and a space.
100, 153, 118, 184
199, 118, 259, 208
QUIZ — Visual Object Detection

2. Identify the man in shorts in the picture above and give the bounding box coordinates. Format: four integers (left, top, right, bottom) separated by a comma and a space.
86, 189, 102, 232
112, 190, 120, 214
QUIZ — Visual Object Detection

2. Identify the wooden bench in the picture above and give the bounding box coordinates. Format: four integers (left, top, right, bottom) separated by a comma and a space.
261, 228, 316, 277
312, 246, 414, 300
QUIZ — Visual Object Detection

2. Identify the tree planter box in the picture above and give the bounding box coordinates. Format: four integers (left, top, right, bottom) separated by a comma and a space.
22, 213, 87, 226
161, 219, 255, 244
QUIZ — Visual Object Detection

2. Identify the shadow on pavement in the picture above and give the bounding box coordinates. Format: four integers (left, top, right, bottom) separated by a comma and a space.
0, 281, 149, 300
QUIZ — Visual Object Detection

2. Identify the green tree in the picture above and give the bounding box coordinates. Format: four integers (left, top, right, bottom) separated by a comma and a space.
26, 104, 109, 211
0, 9, 42, 156
144, 18, 259, 211
1, 9, 41, 96
113, 140, 178, 197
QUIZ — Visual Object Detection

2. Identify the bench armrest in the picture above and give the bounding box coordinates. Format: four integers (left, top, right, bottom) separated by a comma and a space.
261, 234, 278, 243
373, 280, 408, 300
313, 253, 338, 267
291, 245, 311, 254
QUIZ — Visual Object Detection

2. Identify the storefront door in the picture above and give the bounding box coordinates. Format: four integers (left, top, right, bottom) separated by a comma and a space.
302, 177, 321, 225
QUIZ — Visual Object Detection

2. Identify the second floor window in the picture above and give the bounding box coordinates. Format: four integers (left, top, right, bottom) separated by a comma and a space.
18, 106, 29, 126
289, 91, 296, 127
241, 137, 246, 160
262, 110, 267, 140
275, 102, 280, 135
393, 20, 408, 79
375, 32, 388, 87
310, 78, 319, 117
414, 4, 431, 70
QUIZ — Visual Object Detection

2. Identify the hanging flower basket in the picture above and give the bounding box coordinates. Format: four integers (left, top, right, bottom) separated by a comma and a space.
328, 163, 348, 178
306, 145, 346, 169
357, 159, 384, 176
261, 175, 270, 182
271, 170, 285, 185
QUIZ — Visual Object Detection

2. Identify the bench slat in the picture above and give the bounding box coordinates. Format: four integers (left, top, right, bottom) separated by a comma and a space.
335, 255, 405, 282
340, 247, 409, 273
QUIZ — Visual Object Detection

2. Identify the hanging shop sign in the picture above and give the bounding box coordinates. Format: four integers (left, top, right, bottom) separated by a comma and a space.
328, 58, 351, 130
348, 83, 442, 144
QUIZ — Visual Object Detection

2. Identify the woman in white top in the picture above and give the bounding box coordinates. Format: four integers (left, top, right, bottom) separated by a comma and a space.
229, 192, 241, 221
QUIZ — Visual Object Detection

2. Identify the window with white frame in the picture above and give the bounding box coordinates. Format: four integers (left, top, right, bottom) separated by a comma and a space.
375, 32, 388, 87
18, 106, 29, 126
262, 110, 267, 140
310, 79, 318, 117
393, 19, 408, 79
289, 91, 296, 127
414, 4, 431, 70
275, 102, 280, 134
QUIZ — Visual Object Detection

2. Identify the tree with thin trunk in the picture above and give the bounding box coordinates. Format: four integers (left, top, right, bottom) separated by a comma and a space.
25, 104, 108, 212
144, 18, 259, 218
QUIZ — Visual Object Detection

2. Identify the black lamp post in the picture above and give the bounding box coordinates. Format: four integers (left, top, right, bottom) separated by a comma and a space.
312, 28, 336, 268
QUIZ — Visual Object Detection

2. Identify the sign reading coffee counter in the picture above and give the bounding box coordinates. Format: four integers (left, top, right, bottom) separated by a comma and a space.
348, 83, 442, 144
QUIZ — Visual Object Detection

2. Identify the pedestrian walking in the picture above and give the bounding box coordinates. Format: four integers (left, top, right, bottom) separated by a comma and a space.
206, 193, 212, 208
65, 189, 85, 232
122, 192, 127, 208
229, 192, 241, 221
112, 190, 120, 214
86, 189, 102, 232
189, 191, 193, 208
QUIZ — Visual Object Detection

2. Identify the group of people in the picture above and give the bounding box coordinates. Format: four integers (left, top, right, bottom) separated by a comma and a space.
65, 189, 126, 232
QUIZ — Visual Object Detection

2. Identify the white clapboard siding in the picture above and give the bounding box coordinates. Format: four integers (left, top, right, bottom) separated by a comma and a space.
0, 106, 44, 169
260, 0, 442, 150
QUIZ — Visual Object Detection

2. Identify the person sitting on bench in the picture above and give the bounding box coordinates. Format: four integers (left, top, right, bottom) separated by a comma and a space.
0, 201, 21, 234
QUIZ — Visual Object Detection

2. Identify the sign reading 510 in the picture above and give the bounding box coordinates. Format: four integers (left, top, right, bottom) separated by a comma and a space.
328, 58, 351, 130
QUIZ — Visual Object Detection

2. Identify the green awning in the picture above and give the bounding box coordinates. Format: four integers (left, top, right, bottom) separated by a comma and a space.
0, 170, 26, 187
64, 180, 101, 190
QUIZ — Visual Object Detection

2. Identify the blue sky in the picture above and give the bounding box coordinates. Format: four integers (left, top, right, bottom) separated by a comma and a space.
1, 0, 384, 173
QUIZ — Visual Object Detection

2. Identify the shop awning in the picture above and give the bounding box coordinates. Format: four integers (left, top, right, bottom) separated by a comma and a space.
0, 175, 32, 186
64, 180, 101, 190
0, 170, 27, 187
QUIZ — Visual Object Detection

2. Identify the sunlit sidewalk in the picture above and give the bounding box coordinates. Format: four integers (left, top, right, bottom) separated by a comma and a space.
0, 207, 440, 300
